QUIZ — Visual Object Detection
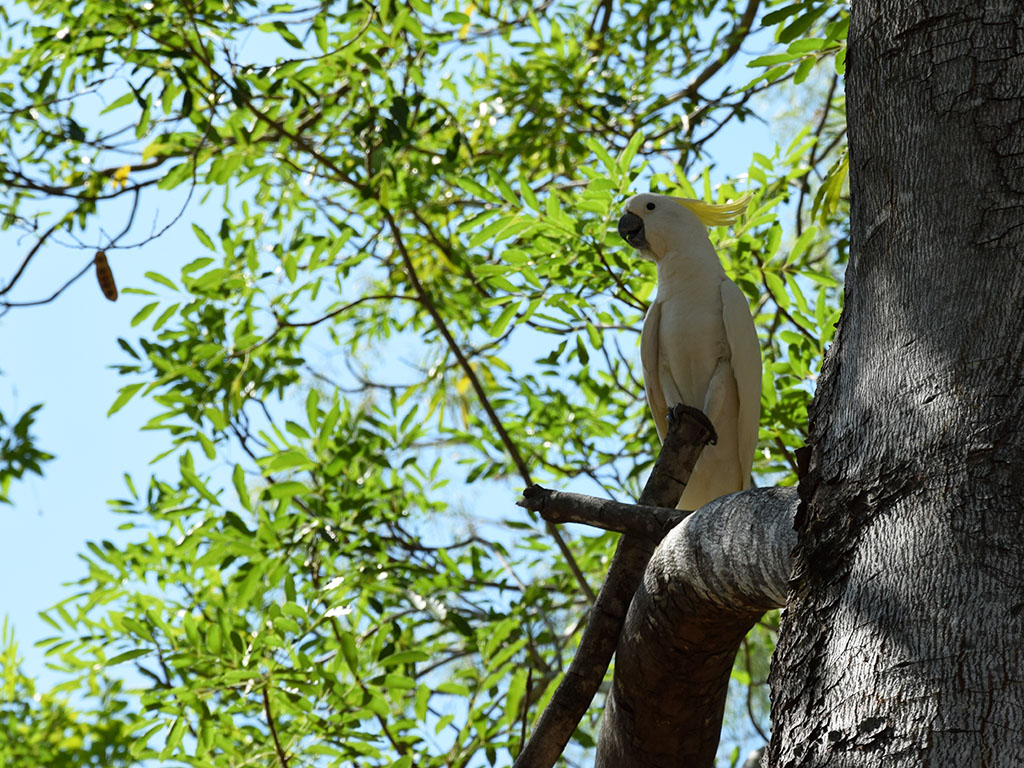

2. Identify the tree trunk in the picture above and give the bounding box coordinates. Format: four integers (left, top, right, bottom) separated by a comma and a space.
768, 1, 1024, 765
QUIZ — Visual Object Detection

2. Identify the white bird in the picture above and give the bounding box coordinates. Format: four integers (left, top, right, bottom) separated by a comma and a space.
617, 193, 761, 510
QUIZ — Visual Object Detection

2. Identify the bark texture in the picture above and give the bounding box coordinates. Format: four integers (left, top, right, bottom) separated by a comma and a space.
596, 486, 797, 766
768, 2, 1024, 766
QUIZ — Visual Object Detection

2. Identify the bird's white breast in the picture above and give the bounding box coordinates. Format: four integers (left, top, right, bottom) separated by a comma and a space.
654, 282, 728, 409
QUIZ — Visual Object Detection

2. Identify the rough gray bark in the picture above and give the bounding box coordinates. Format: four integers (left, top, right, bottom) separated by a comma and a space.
768, 2, 1024, 766
596, 487, 797, 766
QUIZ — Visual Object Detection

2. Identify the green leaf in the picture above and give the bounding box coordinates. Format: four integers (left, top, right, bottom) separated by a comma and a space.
192, 224, 216, 251
232, 464, 252, 511
266, 481, 308, 499
812, 149, 849, 224
160, 717, 186, 759
265, 450, 315, 473
778, 4, 829, 44
618, 131, 645, 171
108, 382, 145, 416
181, 463, 220, 504
764, 271, 790, 309
763, 3, 804, 26
104, 648, 150, 666
145, 271, 178, 291
379, 650, 429, 667
130, 301, 159, 327
793, 56, 816, 84
786, 226, 819, 266
339, 631, 358, 672
489, 301, 519, 337
453, 176, 501, 204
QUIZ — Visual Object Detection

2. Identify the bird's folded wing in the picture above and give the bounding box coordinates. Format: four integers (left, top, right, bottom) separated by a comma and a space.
641, 300, 668, 441
720, 279, 762, 484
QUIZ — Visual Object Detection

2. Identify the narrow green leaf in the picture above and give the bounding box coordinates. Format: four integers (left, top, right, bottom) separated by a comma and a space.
266, 480, 307, 499
489, 301, 519, 337
181, 464, 220, 505
379, 650, 429, 667
104, 648, 150, 666
145, 271, 178, 291
192, 224, 216, 251
762, 2, 804, 26
130, 301, 159, 327
265, 450, 315, 473
108, 382, 145, 416
779, 4, 829, 43
586, 137, 618, 176
764, 271, 790, 309
339, 631, 358, 672
160, 717, 185, 759
786, 225, 819, 266
618, 131, 645, 172
232, 464, 252, 511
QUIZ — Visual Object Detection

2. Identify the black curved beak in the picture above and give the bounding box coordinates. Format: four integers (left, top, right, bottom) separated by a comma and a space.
617, 211, 647, 249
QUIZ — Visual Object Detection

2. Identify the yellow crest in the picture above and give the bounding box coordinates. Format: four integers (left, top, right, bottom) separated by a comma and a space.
675, 194, 751, 227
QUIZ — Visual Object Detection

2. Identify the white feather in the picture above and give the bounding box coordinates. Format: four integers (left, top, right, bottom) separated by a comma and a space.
626, 192, 761, 510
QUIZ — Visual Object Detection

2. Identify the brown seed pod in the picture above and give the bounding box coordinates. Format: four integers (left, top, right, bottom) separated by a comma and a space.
94, 250, 118, 301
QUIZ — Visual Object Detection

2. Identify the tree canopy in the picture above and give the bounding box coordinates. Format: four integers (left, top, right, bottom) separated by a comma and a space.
0, 0, 848, 764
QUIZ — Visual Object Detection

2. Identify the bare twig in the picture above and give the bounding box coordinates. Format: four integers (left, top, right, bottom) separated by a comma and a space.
0, 259, 93, 312
0, 219, 63, 297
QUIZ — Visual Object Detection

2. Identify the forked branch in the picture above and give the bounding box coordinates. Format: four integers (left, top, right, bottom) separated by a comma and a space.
513, 404, 716, 768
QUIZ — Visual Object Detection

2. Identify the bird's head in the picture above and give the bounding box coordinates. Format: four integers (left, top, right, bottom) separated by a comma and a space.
617, 193, 749, 262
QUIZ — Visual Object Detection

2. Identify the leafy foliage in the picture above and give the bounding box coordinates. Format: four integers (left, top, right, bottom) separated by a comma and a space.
0, 619, 137, 767
0, 0, 848, 764
0, 402, 53, 504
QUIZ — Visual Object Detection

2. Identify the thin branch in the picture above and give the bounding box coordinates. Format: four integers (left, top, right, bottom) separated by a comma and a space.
0, 259, 93, 312
591, 241, 646, 311
518, 485, 686, 537
742, 638, 770, 743
104, 186, 141, 248
773, 436, 800, 476
2, 167, 165, 202
262, 684, 291, 768
381, 206, 597, 604
659, 0, 763, 106
796, 69, 841, 235
0, 219, 63, 297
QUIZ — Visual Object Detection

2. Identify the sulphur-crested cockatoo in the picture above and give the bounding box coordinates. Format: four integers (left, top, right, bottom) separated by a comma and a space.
617, 193, 761, 510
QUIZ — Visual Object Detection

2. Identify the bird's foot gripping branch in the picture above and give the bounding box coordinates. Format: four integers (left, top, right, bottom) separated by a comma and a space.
514, 405, 798, 768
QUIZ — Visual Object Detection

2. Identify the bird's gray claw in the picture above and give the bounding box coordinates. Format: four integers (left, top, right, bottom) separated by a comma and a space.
666, 404, 718, 445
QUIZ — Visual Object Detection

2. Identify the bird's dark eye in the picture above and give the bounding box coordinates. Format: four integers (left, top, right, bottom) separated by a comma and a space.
646, 202, 656, 210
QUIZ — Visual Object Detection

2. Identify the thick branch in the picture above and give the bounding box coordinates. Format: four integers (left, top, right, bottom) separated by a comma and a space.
514, 405, 716, 768
595, 486, 798, 767
518, 486, 686, 538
